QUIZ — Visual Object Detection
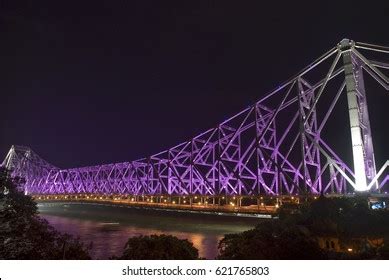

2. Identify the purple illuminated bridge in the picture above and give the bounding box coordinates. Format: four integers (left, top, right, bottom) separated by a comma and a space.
2, 39, 389, 199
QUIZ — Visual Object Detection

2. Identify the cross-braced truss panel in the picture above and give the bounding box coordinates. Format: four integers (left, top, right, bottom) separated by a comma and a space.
2, 40, 388, 196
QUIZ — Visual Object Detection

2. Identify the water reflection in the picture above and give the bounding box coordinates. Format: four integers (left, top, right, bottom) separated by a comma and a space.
39, 203, 259, 259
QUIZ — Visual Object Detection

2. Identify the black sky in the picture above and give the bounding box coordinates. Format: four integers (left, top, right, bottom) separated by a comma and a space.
1, 0, 388, 168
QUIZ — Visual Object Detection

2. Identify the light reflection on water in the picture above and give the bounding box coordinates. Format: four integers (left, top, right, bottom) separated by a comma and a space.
39, 203, 259, 259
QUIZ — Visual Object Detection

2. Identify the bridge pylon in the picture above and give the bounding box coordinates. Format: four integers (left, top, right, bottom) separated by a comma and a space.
339, 39, 377, 192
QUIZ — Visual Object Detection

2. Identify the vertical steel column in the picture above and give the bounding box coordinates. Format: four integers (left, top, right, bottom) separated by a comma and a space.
217, 125, 222, 196
168, 150, 172, 195
355, 62, 378, 190
298, 79, 308, 193
340, 39, 376, 192
190, 140, 193, 196
254, 105, 261, 195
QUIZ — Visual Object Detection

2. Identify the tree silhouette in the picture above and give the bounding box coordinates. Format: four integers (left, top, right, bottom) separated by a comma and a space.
218, 220, 325, 259
118, 234, 199, 260
0, 167, 91, 259
219, 196, 389, 260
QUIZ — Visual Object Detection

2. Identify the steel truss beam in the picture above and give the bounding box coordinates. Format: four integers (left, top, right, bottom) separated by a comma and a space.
2, 39, 388, 196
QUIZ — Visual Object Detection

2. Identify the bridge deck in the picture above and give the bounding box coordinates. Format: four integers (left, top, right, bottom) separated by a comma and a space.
33, 194, 279, 215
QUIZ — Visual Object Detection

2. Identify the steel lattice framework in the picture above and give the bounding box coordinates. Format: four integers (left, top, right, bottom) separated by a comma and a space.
2, 39, 389, 197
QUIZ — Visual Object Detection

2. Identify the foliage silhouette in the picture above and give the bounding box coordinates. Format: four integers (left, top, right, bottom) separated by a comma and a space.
117, 234, 199, 260
0, 167, 91, 259
219, 195, 389, 259
218, 220, 325, 259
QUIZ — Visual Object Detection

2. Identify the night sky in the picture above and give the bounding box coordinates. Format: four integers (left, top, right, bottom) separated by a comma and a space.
1, 1, 388, 169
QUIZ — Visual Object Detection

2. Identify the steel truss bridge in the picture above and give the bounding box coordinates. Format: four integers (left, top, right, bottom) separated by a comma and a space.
2, 39, 389, 206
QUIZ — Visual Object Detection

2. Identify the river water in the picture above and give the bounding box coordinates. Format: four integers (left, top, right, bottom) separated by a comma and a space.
38, 203, 260, 259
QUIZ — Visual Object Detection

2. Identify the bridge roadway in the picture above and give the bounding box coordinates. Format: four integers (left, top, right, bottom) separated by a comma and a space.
33, 192, 389, 216
32, 194, 288, 216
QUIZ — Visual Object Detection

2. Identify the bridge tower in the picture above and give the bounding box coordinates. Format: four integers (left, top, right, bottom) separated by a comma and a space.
339, 39, 377, 192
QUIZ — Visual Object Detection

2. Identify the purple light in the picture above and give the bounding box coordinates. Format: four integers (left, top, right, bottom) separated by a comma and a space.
2, 40, 388, 197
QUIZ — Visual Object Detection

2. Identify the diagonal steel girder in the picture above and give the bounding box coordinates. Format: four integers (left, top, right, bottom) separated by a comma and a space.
2, 39, 388, 196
